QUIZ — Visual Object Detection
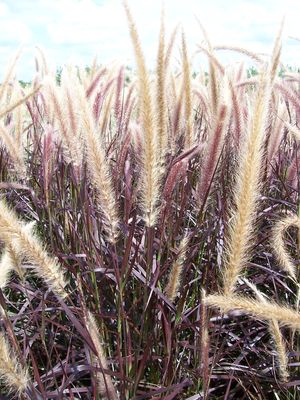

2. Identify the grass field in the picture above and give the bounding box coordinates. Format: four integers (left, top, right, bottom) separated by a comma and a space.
0, 3, 299, 399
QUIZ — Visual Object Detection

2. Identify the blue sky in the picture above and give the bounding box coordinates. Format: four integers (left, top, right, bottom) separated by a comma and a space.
0, 0, 299, 80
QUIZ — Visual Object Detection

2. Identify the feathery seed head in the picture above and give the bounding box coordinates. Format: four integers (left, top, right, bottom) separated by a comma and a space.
0, 333, 29, 395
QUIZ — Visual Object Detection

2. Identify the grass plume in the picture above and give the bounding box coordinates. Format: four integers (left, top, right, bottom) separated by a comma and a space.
156, 7, 168, 157
271, 214, 300, 279
222, 66, 272, 294
0, 333, 29, 395
165, 235, 189, 302
205, 294, 300, 331
123, 1, 161, 226
0, 200, 67, 297
86, 311, 118, 400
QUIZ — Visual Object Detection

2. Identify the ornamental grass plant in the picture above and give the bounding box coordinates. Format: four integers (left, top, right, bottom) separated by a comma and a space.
0, 4, 299, 399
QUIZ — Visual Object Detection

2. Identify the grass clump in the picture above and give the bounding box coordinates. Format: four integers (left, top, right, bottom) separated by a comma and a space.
0, 5, 299, 400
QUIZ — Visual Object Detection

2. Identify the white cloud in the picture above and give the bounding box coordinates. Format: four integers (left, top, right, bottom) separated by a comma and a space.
0, 20, 32, 43
0, 1, 9, 17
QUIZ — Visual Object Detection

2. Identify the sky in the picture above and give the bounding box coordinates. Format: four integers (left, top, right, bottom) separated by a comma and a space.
0, 0, 299, 80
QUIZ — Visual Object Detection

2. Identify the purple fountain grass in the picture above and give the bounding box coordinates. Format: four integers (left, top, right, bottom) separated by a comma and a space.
0, 10, 298, 400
